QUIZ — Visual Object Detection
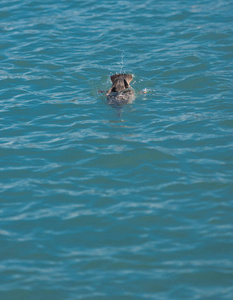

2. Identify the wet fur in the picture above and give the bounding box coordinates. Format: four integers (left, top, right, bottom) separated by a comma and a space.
106, 74, 135, 106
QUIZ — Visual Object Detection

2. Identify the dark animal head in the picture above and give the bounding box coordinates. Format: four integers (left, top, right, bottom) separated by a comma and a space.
109, 74, 133, 93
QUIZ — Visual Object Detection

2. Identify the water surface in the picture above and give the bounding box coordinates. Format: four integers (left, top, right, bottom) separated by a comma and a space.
0, 0, 233, 299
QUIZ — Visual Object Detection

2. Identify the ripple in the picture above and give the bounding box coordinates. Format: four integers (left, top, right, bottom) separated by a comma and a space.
1, 0, 233, 299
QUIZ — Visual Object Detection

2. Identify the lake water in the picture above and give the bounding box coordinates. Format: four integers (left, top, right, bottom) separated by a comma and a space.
1, 0, 233, 299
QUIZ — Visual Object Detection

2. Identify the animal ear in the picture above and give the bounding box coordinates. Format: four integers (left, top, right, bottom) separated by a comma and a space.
111, 74, 121, 83
124, 79, 129, 88
123, 74, 133, 85
110, 73, 133, 83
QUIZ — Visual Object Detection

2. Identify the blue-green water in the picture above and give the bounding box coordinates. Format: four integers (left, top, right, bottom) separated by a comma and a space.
1, 0, 233, 299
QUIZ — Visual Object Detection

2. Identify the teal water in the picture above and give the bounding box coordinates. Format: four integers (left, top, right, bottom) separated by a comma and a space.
1, 0, 233, 299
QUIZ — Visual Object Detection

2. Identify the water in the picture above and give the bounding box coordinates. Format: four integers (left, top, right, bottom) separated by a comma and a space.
1, 0, 233, 299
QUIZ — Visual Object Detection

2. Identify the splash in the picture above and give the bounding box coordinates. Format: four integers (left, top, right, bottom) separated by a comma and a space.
120, 50, 125, 73
115, 50, 125, 74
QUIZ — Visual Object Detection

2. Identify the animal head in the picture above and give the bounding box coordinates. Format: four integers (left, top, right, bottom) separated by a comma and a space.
109, 74, 133, 93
